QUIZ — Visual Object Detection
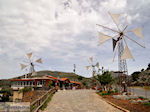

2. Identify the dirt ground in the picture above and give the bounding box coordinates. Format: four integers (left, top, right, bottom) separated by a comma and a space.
102, 95, 150, 112
22, 90, 47, 103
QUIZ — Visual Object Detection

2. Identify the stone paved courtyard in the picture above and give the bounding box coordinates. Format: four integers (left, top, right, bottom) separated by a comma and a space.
43, 90, 122, 112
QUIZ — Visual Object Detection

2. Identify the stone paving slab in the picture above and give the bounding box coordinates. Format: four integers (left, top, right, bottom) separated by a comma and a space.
43, 90, 122, 112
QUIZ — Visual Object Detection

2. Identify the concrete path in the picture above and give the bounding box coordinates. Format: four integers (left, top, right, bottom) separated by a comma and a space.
43, 90, 122, 112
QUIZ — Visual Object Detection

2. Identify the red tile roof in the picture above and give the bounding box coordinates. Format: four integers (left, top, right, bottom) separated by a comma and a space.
60, 78, 69, 81
46, 75, 58, 80
70, 81, 81, 85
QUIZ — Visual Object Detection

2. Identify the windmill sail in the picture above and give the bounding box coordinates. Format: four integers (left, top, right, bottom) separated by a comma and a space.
35, 58, 42, 63
95, 62, 99, 68
86, 66, 91, 70
20, 64, 28, 70
109, 13, 121, 24
121, 45, 134, 60
99, 32, 113, 44
89, 57, 93, 62
112, 38, 118, 51
26, 52, 32, 59
131, 28, 144, 38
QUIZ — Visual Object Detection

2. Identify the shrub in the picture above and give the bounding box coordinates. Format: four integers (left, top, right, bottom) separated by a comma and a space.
101, 92, 110, 96
19, 87, 32, 93
138, 96, 147, 100
143, 102, 150, 106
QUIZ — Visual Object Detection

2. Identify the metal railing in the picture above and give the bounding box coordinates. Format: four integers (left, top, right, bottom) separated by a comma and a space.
30, 88, 57, 112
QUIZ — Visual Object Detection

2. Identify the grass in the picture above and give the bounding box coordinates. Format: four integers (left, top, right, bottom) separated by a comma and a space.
143, 102, 150, 106
40, 94, 54, 111
97, 91, 116, 96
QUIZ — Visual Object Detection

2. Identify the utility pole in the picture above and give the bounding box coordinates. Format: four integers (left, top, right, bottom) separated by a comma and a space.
73, 64, 76, 73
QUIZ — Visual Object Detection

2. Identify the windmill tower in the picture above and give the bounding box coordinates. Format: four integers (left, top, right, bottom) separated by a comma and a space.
85, 57, 100, 77
97, 12, 145, 92
20, 52, 43, 77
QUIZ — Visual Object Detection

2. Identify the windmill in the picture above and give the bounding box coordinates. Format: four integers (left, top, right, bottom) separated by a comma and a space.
20, 52, 43, 77
97, 12, 145, 92
85, 57, 100, 77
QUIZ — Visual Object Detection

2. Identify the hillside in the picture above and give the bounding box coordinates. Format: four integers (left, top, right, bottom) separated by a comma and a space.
15, 70, 85, 81
131, 69, 150, 86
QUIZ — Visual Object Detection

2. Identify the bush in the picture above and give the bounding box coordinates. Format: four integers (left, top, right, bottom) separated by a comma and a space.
108, 90, 115, 94
101, 92, 110, 96
143, 102, 150, 106
19, 87, 32, 93
138, 96, 147, 100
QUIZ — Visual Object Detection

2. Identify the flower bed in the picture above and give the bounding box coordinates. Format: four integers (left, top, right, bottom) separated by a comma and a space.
99, 93, 150, 112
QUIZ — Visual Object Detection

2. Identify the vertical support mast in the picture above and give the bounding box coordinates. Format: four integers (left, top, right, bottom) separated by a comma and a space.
118, 38, 128, 92
118, 38, 128, 74
92, 65, 96, 77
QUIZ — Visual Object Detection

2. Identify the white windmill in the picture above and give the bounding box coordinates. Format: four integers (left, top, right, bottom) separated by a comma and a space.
20, 52, 43, 77
97, 12, 145, 75
97, 12, 145, 92
85, 57, 100, 77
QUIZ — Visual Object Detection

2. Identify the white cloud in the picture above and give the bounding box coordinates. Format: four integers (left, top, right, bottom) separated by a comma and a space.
0, 0, 149, 79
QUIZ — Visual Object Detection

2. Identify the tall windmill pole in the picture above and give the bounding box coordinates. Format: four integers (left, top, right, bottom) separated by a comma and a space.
92, 65, 96, 77
117, 34, 128, 92
118, 39, 128, 74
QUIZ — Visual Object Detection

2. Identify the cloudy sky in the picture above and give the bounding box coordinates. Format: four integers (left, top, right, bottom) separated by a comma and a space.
0, 0, 150, 79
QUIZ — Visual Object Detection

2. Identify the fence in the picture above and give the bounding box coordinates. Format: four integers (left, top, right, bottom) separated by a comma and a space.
30, 88, 57, 112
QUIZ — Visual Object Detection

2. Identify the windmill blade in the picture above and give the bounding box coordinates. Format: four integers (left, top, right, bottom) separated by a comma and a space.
85, 66, 91, 70
112, 41, 118, 62
96, 24, 119, 33
99, 32, 113, 45
95, 62, 100, 68
121, 45, 134, 60
89, 57, 93, 63
26, 52, 32, 59
125, 35, 145, 48
131, 28, 144, 39
109, 12, 121, 25
20, 64, 28, 70
35, 58, 43, 64
112, 38, 118, 51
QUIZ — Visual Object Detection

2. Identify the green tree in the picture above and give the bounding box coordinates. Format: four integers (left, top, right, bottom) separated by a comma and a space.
131, 71, 141, 82
19, 87, 32, 93
147, 63, 150, 70
141, 68, 144, 72
96, 71, 113, 91
77, 76, 83, 81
